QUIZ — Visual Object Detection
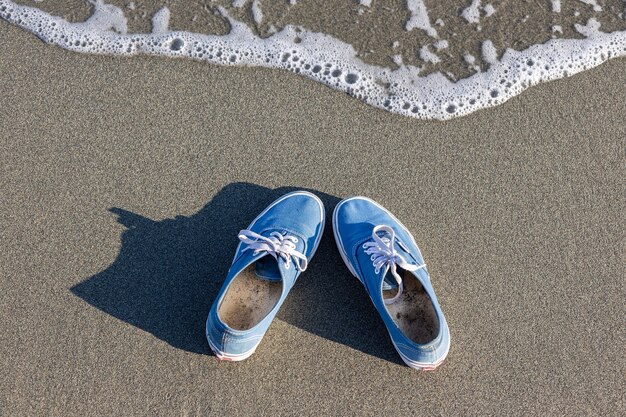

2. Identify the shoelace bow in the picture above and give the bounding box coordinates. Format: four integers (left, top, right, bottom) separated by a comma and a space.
238, 230, 308, 272
363, 225, 425, 305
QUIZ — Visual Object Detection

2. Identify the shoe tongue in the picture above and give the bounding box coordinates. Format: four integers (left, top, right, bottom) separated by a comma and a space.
252, 229, 299, 282
254, 255, 282, 281
382, 271, 398, 290
379, 238, 414, 290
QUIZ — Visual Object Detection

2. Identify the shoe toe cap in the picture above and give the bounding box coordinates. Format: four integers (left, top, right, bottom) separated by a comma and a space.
334, 197, 396, 245
254, 191, 325, 254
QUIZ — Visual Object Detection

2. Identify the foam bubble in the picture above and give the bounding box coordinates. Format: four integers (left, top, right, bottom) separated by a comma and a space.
483, 4, 495, 18
481, 40, 498, 65
1, 0, 625, 120
464, 53, 480, 72
461, 0, 482, 24
575, 18, 602, 38
578, 0, 602, 12
419, 44, 441, 64
80, 0, 127, 34
405, 0, 438, 38
151, 7, 170, 34
434, 40, 449, 50
251, 0, 263, 26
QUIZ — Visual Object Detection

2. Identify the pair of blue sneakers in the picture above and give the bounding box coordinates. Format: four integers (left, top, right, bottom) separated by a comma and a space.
206, 191, 450, 370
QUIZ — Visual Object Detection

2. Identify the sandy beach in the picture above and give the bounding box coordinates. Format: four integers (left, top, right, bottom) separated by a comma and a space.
1, 15, 624, 416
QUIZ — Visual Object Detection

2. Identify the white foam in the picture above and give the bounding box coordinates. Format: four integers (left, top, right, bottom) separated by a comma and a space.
359, 0, 372, 7
251, 0, 263, 25
552, 25, 563, 34
578, 0, 602, 12
481, 40, 498, 65
232, 0, 246, 8
419, 44, 440, 64
551, 0, 561, 13
464, 53, 481, 72
434, 40, 448, 50
1, 0, 625, 120
151, 7, 170, 34
575, 18, 602, 37
80, 0, 127, 34
405, 0, 438, 38
461, 0, 481, 24
483, 4, 495, 17
419, 40, 448, 65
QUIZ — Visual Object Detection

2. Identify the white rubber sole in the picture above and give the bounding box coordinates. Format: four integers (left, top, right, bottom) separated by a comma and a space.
391, 339, 450, 371
208, 337, 259, 362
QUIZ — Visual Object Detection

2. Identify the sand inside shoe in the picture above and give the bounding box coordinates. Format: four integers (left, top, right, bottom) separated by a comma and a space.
218, 257, 283, 331
384, 269, 439, 344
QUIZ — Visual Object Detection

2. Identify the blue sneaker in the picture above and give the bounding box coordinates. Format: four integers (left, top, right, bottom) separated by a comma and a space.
206, 191, 325, 361
332, 197, 450, 370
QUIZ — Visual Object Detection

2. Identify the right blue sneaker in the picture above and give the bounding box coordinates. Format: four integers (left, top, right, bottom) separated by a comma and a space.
332, 197, 450, 370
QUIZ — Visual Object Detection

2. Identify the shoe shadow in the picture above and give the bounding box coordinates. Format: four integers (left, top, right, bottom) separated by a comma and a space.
71, 182, 402, 364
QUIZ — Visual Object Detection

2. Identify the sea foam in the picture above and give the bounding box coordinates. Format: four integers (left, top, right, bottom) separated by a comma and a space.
1, 0, 625, 120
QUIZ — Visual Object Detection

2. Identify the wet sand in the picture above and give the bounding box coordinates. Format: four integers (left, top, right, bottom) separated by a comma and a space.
0, 19, 624, 416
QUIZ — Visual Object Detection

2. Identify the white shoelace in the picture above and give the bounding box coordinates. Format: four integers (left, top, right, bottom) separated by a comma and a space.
363, 225, 425, 305
238, 230, 308, 272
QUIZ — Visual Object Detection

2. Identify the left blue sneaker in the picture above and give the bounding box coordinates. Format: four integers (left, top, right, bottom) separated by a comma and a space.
206, 191, 325, 361
332, 196, 450, 370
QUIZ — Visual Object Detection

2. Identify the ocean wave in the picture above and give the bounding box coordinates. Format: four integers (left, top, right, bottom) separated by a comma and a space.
1, 0, 625, 120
